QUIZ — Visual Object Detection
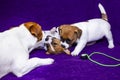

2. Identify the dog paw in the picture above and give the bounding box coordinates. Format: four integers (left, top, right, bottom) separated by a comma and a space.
108, 44, 114, 49
41, 58, 54, 65
71, 51, 79, 56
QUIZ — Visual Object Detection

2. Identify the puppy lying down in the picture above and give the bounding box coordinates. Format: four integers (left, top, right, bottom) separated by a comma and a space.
44, 36, 70, 55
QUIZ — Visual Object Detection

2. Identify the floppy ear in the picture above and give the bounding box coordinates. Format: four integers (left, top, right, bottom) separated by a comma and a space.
59, 24, 72, 36
24, 22, 43, 41
74, 28, 82, 38
30, 25, 39, 37
58, 27, 62, 35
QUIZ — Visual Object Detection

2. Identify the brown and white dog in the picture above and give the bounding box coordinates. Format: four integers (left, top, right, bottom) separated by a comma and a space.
0, 22, 54, 78
44, 35, 70, 55
49, 3, 115, 56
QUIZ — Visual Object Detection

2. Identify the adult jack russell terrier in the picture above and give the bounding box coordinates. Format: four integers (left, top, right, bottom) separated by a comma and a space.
50, 3, 115, 56
29, 28, 70, 55
0, 22, 54, 79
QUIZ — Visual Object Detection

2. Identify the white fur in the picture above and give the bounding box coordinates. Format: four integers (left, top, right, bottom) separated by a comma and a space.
98, 3, 106, 14
29, 28, 60, 52
0, 24, 54, 79
53, 3, 114, 56
69, 3, 114, 56
70, 19, 114, 56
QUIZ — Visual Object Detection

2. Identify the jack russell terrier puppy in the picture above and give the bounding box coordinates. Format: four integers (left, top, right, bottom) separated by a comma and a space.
0, 22, 54, 79
29, 28, 70, 55
49, 3, 115, 56
44, 35, 70, 55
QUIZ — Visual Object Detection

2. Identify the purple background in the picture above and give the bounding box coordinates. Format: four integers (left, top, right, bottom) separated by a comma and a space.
0, 0, 120, 80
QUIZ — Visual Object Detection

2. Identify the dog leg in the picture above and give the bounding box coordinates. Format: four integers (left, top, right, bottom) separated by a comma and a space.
105, 30, 114, 49
12, 57, 54, 77
71, 40, 87, 56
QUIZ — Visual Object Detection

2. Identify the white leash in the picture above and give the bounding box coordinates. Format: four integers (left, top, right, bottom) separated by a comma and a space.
81, 52, 120, 67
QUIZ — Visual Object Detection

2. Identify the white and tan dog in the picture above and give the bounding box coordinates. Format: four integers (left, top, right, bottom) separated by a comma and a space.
0, 22, 54, 79
51, 3, 115, 56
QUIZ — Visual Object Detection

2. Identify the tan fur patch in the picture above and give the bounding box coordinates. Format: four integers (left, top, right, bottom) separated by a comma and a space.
102, 13, 108, 21
46, 38, 70, 55
59, 24, 82, 45
24, 22, 43, 41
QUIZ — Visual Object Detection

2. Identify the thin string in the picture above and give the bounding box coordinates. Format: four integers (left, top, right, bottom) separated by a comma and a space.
87, 52, 120, 67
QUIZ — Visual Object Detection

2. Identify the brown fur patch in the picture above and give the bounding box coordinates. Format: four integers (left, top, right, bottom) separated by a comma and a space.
102, 13, 108, 21
59, 24, 82, 45
24, 22, 43, 41
46, 38, 70, 55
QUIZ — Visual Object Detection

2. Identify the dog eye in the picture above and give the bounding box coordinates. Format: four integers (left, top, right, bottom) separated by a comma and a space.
66, 39, 71, 44
53, 43, 57, 45
61, 37, 65, 42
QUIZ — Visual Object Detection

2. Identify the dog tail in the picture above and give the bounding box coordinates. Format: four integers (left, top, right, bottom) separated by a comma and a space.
98, 3, 108, 21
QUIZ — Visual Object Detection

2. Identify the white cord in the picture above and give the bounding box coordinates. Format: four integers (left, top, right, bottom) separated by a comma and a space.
86, 52, 120, 67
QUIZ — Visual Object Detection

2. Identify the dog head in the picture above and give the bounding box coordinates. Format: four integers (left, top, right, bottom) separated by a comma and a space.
45, 36, 70, 55
58, 24, 82, 46
24, 22, 43, 41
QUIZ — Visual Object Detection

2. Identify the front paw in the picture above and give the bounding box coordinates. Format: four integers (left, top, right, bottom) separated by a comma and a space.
40, 58, 54, 65
45, 58, 54, 65
108, 44, 114, 49
71, 51, 79, 56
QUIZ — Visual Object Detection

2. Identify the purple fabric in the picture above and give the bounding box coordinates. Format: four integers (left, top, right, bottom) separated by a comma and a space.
1, 0, 120, 80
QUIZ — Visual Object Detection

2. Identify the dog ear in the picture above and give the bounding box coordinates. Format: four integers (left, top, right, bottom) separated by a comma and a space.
30, 24, 43, 41
74, 28, 82, 38
58, 25, 69, 35
50, 27, 57, 34
24, 22, 43, 41
30, 25, 39, 37
58, 27, 62, 35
